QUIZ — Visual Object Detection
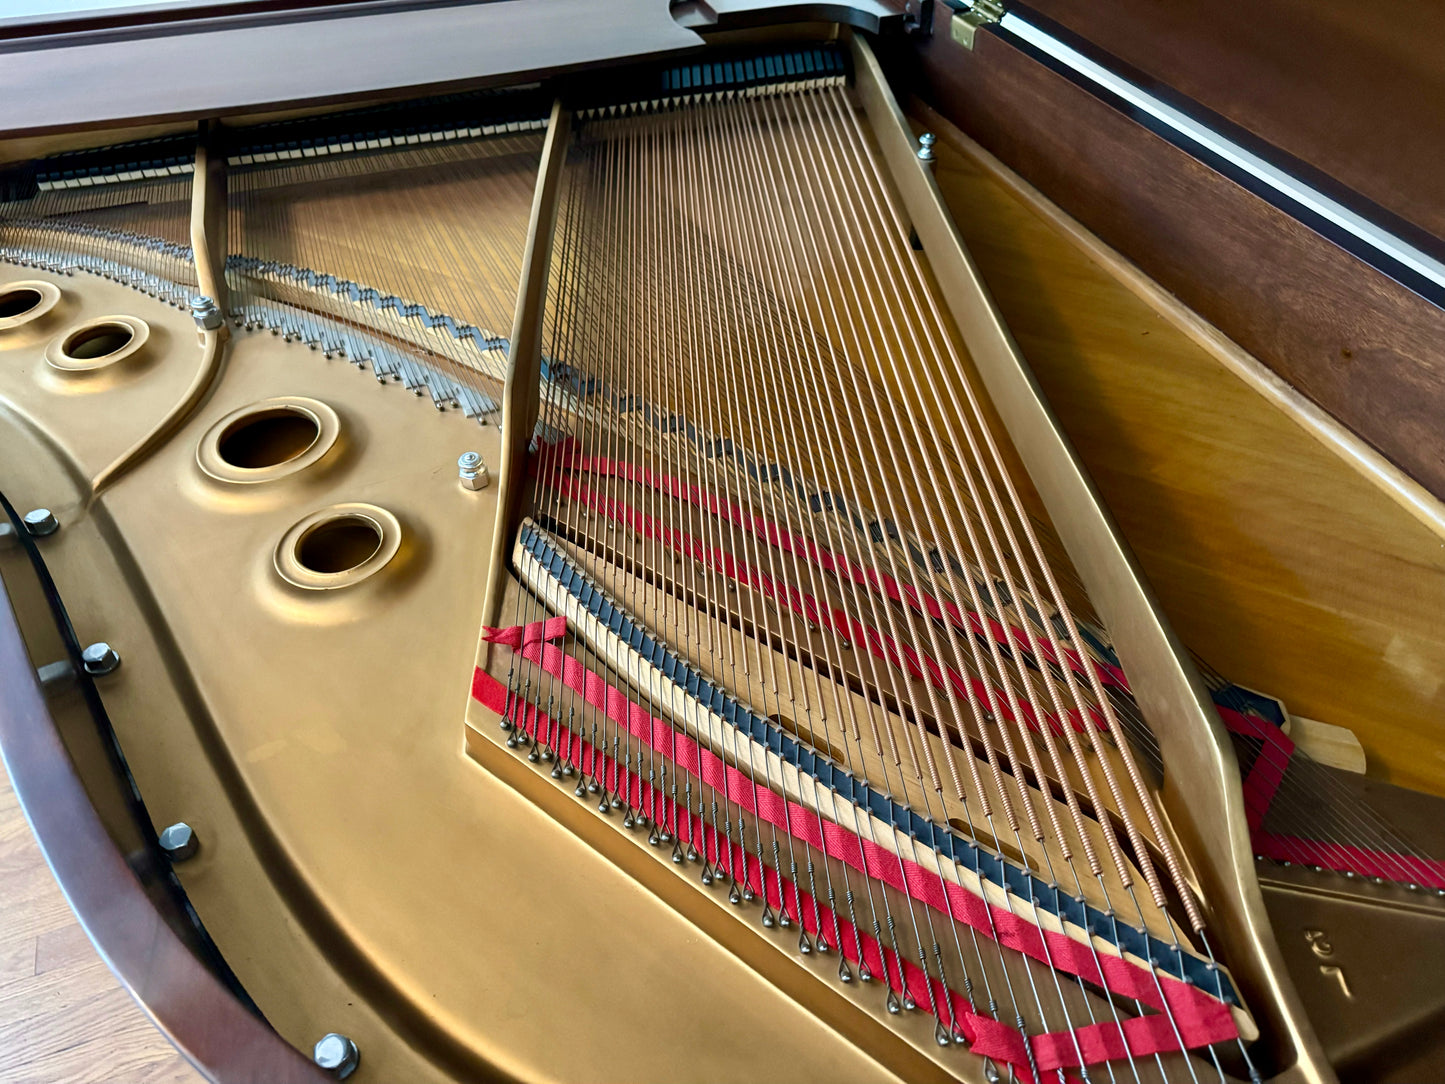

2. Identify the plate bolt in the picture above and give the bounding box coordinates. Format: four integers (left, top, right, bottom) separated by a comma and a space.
158, 822, 199, 862
81, 642, 121, 675
189, 295, 223, 330
458, 451, 490, 491
916, 131, 937, 167
23, 508, 58, 537
313, 1033, 360, 1079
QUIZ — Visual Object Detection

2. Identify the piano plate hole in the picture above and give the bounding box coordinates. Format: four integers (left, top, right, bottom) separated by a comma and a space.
297, 516, 382, 574
0, 287, 43, 318
198, 397, 340, 484
273, 502, 402, 591
219, 408, 321, 469
63, 322, 133, 360
0, 280, 60, 332
45, 314, 148, 372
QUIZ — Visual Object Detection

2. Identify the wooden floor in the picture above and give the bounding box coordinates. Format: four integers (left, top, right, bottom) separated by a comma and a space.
0, 757, 203, 1084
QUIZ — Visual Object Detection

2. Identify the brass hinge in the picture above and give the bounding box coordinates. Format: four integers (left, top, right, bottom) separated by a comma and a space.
950, 0, 1004, 50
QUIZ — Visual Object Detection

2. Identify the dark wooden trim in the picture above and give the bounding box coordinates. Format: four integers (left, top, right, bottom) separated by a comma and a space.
1016, 0, 1445, 247
897, 24, 1445, 503
0, 0, 704, 140
0, 566, 328, 1083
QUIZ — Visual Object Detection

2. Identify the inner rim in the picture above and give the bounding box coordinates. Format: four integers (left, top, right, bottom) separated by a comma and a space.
218, 408, 321, 469
295, 516, 383, 575
0, 287, 42, 319
63, 322, 134, 360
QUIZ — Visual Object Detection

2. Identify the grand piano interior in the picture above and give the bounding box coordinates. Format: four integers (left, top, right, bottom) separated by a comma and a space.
2, 2, 1444, 1082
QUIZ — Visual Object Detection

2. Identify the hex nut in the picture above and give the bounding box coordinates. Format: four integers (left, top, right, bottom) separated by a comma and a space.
80, 642, 121, 675
23, 508, 59, 537
158, 822, 199, 862
313, 1033, 360, 1078
189, 295, 223, 331
458, 451, 490, 491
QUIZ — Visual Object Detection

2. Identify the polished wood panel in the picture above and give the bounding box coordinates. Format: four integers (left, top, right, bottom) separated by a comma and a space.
916, 105, 1445, 797
0, 758, 203, 1084
1021, 0, 1445, 244
901, 27, 1445, 505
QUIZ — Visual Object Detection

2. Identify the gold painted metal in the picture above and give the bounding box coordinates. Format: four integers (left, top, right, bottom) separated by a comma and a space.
44, 314, 150, 372
0, 279, 62, 331
0, 271, 919, 1083
90, 125, 229, 498
197, 396, 341, 485
272, 502, 403, 591
6, 29, 1445, 1084
482, 99, 571, 631
850, 30, 1332, 1083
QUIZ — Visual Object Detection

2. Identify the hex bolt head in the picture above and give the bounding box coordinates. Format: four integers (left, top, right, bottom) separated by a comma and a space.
313, 1033, 360, 1079
80, 642, 121, 675
916, 131, 937, 165
457, 451, 490, 491
189, 295, 223, 331
23, 508, 59, 537
158, 822, 199, 862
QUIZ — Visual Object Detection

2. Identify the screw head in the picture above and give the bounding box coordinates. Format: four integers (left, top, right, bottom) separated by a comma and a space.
457, 451, 481, 470
313, 1033, 360, 1078
158, 822, 199, 862
23, 508, 59, 537
80, 642, 121, 675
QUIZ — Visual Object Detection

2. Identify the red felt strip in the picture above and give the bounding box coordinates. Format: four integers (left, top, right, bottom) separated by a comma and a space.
472, 659, 1236, 1079
546, 471, 1100, 736
472, 620, 1238, 1066
535, 439, 1130, 694
1251, 833, 1445, 890
1215, 706, 1294, 832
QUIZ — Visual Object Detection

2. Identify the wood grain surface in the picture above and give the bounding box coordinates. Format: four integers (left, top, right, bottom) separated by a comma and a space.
916, 104, 1445, 797
900, 26, 1445, 506
0, 757, 203, 1084
1021, 0, 1445, 244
